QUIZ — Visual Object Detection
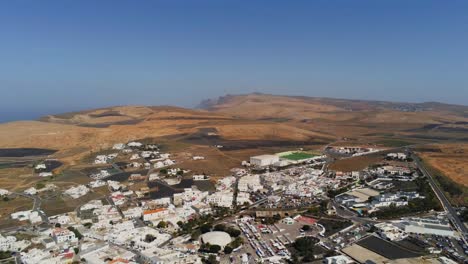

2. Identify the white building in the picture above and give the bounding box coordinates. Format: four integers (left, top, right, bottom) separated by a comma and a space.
127, 141, 143, 148
112, 143, 126, 150
0, 189, 9, 196
81, 244, 136, 264
375, 223, 408, 241
20, 248, 54, 264
89, 180, 107, 188
51, 228, 77, 243
0, 234, 31, 252
216, 176, 236, 191
402, 217, 455, 237
35, 163, 47, 170
324, 255, 354, 264
140, 247, 202, 264
387, 152, 407, 160
38, 172, 53, 177
193, 174, 209, 181
123, 207, 143, 219
11, 210, 42, 224
24, 187, 37, 195
64, 185, 90, 199
143, 208, 169, 222
250, 155, 279, 167
238, 174, 263, 192
48, 214, 71, 226
206, 191, 235, 208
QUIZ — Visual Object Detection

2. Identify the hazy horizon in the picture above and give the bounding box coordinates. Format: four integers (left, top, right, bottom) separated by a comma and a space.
1, 0, 468, 122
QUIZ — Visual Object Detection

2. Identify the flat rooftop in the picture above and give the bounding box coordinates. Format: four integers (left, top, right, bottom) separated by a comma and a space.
356, 235, 424, 260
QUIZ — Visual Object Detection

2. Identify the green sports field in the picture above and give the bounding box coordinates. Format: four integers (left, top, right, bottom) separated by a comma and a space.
280, 152, 316, 161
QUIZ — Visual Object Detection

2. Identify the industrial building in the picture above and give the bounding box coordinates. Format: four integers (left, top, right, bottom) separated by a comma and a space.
250, 154, 279, 167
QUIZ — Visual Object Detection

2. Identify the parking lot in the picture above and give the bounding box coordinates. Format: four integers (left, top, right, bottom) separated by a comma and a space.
220, 217, 321, 263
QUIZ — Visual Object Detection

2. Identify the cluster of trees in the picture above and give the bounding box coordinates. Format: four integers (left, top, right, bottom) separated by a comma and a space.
198, 223, 244, 255
199, 243, 221, 253
199, 237, 243, 255
262, 214, 282, 225
213, 224, 241, 237
177, 214, 215, 236
435, 174, 466, 199
289, 237, 319, 263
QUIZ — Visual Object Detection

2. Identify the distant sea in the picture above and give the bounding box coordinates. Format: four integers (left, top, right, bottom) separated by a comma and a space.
0, 108, 73, 123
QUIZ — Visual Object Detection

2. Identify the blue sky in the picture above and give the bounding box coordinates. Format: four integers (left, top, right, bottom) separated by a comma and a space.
0, 0, 467, 122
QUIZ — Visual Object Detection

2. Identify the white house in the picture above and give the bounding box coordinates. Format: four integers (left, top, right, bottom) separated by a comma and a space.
206, 191, 235, 208
51, 228, 77, 243
24, 187, 37, 195
0, 189, 9, 196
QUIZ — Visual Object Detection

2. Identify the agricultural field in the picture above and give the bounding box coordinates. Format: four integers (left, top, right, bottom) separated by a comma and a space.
329, 153, 384, 172
280, 152, 316, 161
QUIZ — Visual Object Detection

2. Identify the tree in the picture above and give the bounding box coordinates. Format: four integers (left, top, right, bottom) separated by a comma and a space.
2, 197, 9, 202
223, 245, 233, 254
67, 227, 83, 240
157, 221, 167, 229
144, 234, 156, 243
191, 230, 201, 240
229, 237, 244, 248
292, 237, 319, 262
302, 225, 311, 231
204, 255, 219, 264
214, 224, 226, 232
200, 223, 212, 234
226, 227, 241, 237
208, 244, 221, 253
272, 214, 281, 222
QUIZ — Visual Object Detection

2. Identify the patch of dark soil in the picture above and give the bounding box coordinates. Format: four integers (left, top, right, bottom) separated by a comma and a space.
78, 119, 143, 128
89, 111, 124, 118
0, 148, 57, 157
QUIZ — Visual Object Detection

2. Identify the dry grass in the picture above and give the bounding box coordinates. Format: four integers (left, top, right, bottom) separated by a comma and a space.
0, 167, 40, 191
0, 196, 33, 229
0, 94, 467, 189
418, 143, 468, 186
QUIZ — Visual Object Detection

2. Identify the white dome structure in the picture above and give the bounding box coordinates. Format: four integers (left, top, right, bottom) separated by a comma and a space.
200, 231, 232, 248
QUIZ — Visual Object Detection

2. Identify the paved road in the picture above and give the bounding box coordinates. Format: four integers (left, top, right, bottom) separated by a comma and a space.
11, 192, 49, 224
331, 200, 380, 225
413, 154, 468, 244
105, 196, 125, 219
